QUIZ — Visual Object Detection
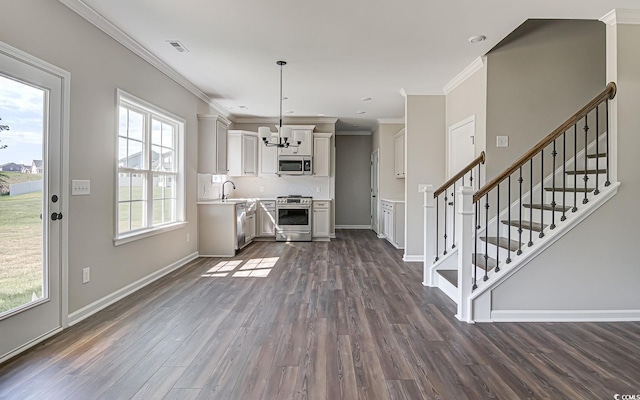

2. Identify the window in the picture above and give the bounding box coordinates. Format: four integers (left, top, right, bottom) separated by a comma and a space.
116, 90, 185, 243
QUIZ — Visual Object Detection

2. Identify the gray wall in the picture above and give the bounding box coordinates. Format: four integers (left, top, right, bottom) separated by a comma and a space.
335, 135, 372, 226
405, 95, 445, 259
485, 19, 606, 182
492, 22, 640, 312
1, 0, 211, 313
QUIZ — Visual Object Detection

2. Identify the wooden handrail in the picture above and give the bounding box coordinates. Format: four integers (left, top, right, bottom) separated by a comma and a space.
473, 82, 617, 203
434, 151, 485, 197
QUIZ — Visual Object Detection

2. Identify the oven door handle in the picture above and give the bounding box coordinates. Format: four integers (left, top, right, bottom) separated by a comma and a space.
277, 206, 311, 209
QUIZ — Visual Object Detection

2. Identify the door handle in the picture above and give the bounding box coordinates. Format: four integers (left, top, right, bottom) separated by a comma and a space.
51, 212, 63, 221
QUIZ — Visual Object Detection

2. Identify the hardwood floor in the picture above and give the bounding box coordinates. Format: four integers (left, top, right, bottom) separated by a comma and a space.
1, 229, 639, 399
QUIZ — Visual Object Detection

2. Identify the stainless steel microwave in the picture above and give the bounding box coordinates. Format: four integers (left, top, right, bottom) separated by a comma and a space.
278, 156, 312, 175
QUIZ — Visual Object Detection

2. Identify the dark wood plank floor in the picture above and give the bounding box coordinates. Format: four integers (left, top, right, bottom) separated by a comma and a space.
1, 230, 639, 399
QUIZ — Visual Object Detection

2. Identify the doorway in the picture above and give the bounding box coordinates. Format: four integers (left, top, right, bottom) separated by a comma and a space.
371, 149, 379, 233
0, 42, 69, 362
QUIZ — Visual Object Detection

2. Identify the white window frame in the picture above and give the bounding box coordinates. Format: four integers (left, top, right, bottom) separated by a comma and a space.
114, 89, 186, 246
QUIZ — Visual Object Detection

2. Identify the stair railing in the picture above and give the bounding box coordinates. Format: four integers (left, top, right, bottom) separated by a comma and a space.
467, 82, 617, 294
421, 152, 484, 286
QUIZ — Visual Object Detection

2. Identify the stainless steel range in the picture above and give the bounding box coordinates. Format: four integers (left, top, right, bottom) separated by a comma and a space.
276, 195, 313, 242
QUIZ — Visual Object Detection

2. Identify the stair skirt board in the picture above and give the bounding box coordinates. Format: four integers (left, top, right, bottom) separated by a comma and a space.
429, 247, 458, 287
469, 182, 620, 304
490, 309, 640, 322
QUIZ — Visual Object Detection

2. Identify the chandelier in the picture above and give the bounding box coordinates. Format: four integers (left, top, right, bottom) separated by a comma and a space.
259, 61, 300, 148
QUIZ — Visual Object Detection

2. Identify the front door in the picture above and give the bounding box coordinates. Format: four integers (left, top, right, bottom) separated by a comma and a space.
0, 43, 68, 362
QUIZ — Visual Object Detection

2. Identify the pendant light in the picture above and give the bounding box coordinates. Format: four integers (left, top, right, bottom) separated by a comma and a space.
260, 61, 300, 148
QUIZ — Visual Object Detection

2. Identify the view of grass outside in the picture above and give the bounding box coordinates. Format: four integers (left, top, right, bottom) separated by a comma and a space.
118, 177, 175, 234
0, 187, 43, 315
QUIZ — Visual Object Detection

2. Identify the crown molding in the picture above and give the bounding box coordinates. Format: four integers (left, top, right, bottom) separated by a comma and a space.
443, 56, 485, 95
377, 118, 404, 124
233, 116, 338, 125
58, 0, 230, 117
600, 9, 640, 25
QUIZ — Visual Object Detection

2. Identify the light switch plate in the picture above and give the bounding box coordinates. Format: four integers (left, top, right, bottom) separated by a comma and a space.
72, 179, 91, 195
496, 136, 509, 148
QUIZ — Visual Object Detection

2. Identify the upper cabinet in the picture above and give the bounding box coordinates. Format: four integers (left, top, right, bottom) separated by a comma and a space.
227, 130, 258, 177
259, 139, 278, 176
394, 129, 405, 179
313, 132, 332, 177
198, 114, 230, 174
278, 125, 314, 156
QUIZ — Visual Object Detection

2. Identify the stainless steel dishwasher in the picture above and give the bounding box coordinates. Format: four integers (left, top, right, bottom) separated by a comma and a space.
235, 202, 247, 250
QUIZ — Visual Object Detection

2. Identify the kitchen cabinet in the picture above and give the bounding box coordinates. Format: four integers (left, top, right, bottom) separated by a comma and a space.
313, 133, 332, 177
313, 200, 331, 240
198, 201, 243, 257
259, 140, 278, 176
245, 199, 256, 242
198, 114, 230, 174
227, 130, 258, 177
381, 200, 404, 249
278, 125, 314, 156
258, 200, 276, 236
394, 129, 405, 179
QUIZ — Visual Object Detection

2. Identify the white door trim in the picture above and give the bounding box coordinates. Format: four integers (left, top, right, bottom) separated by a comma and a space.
0, 41, 70, 333
447, 115, 476, 179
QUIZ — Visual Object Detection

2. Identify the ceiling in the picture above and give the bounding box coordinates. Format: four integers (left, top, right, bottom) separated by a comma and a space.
65, 1, 636, 131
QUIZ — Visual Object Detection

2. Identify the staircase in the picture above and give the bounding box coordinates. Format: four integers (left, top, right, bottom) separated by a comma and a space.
421, 82, 620, 322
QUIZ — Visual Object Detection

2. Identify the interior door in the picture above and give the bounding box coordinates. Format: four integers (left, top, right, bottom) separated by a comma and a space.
371, 149, 379, 233
0, 43, 67, 362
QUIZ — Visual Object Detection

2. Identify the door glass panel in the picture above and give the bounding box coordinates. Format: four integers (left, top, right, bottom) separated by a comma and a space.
0, 75, 45, 316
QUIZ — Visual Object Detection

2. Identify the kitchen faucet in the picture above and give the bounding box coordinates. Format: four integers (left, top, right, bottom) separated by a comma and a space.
221, 180, 236, 200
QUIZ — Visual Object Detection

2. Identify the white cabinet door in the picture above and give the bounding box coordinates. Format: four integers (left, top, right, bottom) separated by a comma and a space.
394, 130, 405, 179
313, 133, 331, 177
243, 135, 257, 175
246, 213, 256, 241
259, 141, 278, 176
387, 207, 395, 243
313, 208, 330, 237
197, 115, 229, 174
258, 202, 276, 236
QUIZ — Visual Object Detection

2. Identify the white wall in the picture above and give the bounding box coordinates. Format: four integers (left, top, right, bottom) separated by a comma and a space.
492, 20, 640, 312
1, 0, 212, 313
404, 95, 445, 260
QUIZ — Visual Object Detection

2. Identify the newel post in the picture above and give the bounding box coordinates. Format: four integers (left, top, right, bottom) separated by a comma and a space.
421, 184, 436, 286
456, 186, 474, 323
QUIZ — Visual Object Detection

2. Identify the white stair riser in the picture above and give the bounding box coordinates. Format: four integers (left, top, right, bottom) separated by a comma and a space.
558, 172, 607, 189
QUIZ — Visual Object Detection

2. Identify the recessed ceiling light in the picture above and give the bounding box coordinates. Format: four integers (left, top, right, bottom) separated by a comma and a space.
362, 97, 372, 102
281, 96, 288, 101
356, 111, 366, 115
468, 35, 486, 44
286, 110, 294, 114
317, 113, 325, 116
166, 40, 189, 52
238, 105, 248, 110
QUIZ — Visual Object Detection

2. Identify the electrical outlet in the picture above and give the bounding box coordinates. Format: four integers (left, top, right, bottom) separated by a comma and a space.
316, 186, 321, 193
82, 267, 90, 284
186, 233, 190, 242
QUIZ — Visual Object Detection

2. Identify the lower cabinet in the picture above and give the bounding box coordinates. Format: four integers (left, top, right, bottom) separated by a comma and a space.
313, 200, 330, 239
258, 200, 276, 237
381, 200, 404, 249
245, 212, 256, 242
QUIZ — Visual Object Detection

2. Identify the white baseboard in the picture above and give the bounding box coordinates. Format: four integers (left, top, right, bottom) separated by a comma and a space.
402, 255, 424, 262
68, 251, 199, 326
335, 225, 371, 230
491, 309, 640, 322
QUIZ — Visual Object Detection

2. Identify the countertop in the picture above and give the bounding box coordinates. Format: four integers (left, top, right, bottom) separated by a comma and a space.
380, 198, 405, 203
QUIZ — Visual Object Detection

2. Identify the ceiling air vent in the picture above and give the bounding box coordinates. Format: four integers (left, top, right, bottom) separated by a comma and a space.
166, 40, 189, 52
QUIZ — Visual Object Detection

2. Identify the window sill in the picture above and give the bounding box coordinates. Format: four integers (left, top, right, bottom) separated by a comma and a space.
113, 221, 188, 246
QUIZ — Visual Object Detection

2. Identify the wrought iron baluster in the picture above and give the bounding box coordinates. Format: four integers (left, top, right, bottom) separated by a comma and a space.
583, 114, 589, 204
507, 176, 512, 264
573, 125, 578, 212
551, 140, 557, 229
452, 183, 456, 249
529, 159, 533, 247
473, 202, 478, 290
539, 150, 545, 238
561, 132, 567, 222
443, 194, 448, 255
495, 185, 500, 272
517, 167, 523, 256
605, 100, 611, 187
484, 194, 489, 281
595, 105, 600, 195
